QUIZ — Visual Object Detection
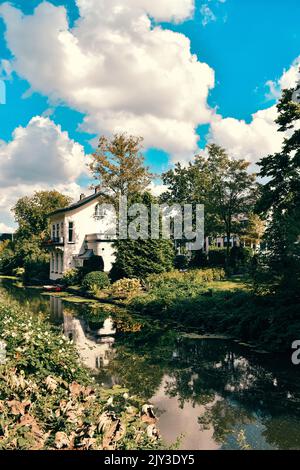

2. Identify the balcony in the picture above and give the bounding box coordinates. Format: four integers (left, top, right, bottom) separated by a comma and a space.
43, 237, 65, 247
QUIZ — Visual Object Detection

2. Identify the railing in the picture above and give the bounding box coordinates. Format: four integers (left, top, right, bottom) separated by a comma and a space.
44, 237, 65, 246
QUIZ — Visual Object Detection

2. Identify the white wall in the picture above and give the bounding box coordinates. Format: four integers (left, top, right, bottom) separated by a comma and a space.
49, 197, 116, 280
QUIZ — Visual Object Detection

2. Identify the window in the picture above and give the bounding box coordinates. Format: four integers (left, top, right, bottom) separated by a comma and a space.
56, 223, 60, 239
51, 254, 55, 272
68, 222, 74, 243
52, 225, 56, 240
95, 204, 106, 220
59, 253, 64, 274
55, 253, 59, 273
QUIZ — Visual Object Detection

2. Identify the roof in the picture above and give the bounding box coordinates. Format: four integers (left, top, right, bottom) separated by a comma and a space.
76, 249, 95, 260
49, 191, 104, 217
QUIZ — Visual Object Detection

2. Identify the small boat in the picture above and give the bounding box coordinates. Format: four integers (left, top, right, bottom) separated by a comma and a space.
43, 285, 63, 292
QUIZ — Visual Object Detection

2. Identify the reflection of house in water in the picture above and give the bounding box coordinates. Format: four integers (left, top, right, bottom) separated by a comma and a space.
63, 314, 115, 371
49, 296, 115, 372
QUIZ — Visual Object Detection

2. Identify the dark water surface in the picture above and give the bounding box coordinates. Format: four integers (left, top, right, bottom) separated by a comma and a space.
1, 278, 300, 450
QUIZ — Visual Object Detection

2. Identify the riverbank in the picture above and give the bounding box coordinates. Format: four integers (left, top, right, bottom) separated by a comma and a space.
128, 270, 300, 353
0, 291, 162, 450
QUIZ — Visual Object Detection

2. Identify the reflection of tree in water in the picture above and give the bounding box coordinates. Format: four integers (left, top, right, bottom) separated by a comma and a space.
104, 330, 300, 449
3, 279, 300, 449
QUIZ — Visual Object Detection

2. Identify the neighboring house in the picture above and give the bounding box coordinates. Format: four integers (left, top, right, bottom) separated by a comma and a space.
45, 188, 116, 281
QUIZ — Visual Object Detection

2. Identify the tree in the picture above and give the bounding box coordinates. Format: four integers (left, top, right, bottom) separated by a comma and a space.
162, 145, 257, 260
2, 191, 72, 277
257, 85, 300, 293
89, 133, 152, 199
110, 192, 175, 280
204, 145, 257, 260
13, 191, 72, 241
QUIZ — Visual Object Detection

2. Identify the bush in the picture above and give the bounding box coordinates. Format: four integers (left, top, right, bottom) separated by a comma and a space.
23, 256, 49, 283
61, 268, 80, 286
12, 267, 25, 278
208, 248, 227, 267
146, 268, 225, 290
174, 255, 189, 270
82, 271, 110, 294
111, 278, 142, 299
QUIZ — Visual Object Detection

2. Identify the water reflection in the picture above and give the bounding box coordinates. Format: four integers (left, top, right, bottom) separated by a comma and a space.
2, 278, 300, 450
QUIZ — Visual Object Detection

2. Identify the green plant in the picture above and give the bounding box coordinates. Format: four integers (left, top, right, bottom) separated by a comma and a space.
62, 268, 80, 287
111, 278, 142, 299
12, 267, 25, 278
82, 271, 110, 294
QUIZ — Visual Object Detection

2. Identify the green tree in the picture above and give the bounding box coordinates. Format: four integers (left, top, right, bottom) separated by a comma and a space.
162, 145, 257, 260
257, 86, 300, 293
13, 191, 71, 242
2, 191, 72, 277
111, 192, 175, 280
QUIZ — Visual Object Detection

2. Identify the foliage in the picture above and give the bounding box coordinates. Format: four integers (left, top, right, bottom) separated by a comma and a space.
174, 255, 189, 270
257, 85, 300, 294
13, 191, 71, 242
12, 267, 25, 278
111, 192, 175, 281
162, 145, 257, 259
62, 269, 81, 287
0, 292, 162, 450
1, 191, 71, 277
82, 271, 111, 294
145, 268, 225, 290
130, 272, 300, 352
89, 133, 152, 198
110, 278, 142, 299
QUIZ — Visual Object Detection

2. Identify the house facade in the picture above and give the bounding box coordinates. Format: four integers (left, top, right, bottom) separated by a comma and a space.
45, 189, 116, 281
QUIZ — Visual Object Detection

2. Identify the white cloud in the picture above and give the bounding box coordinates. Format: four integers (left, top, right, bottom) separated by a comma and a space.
200, 5, 216, 26
0, 116, 87, 187
265, 56, 300, 101
209, 58, 300, 166
0, 0, 214, 160
0, 116, 89, 230
0, 222, 14, 234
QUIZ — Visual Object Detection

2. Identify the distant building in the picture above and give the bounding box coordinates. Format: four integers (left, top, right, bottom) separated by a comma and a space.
45, 188, 116, 281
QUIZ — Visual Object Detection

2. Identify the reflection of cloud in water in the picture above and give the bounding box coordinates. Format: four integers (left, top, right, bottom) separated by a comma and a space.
63, 313, 115, 371
151, 375, 220, 450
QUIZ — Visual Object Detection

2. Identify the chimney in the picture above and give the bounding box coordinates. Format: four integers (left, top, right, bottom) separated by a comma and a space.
94, 185, 101, 194
80, 193, 86, 200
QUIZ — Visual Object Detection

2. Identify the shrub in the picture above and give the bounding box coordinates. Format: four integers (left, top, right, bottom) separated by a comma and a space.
145, 268, 225, 290
208, 248, 227, 267
61, 268, 80, 286
12, 267, 25, 278
23, 256, 49, 283
111, 278, 142, 299
174, 255, 189, 270
82, 271, 110, 294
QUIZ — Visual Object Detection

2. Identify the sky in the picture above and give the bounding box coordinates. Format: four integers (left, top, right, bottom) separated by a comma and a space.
0, 0, 299, 232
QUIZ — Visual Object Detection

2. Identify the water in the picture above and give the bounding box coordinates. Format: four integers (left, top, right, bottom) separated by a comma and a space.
1, 278, 300, 450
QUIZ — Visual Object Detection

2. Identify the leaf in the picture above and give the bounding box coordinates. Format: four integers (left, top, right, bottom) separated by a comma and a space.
45, 376, 58, 393
8, 400, 30, 416
54, 432, 71, 450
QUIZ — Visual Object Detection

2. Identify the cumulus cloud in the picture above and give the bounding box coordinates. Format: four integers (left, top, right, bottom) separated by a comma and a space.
209, 58, 300, 166
0, 0, 214, 160
265, 56, 300, 101
0, 116, 87, 187
0, 116, 89, 230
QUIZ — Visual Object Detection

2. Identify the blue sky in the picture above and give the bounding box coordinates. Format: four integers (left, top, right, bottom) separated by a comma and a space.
0, 0, 299, 230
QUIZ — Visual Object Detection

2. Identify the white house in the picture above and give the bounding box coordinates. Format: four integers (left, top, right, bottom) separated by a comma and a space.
45, 188, 116, 281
